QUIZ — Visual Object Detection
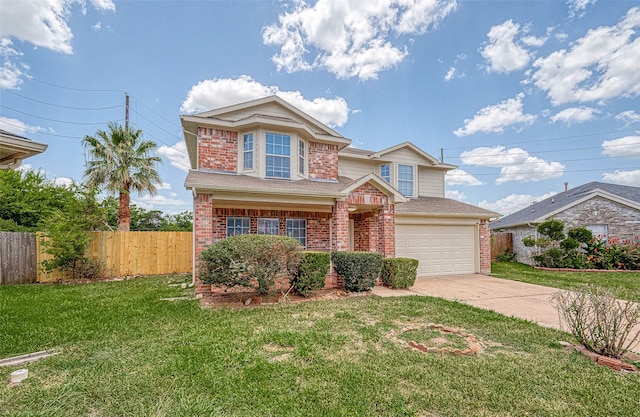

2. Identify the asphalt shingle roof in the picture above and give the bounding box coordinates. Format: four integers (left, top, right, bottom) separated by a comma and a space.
491, 181, 640, 229
396, 196, 499, 218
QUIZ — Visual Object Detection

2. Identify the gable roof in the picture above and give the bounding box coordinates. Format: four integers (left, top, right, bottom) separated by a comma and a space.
491, 181, 640, 229
396, 196, 499, 219
180, 96, 351, 168
339, 141, 457, 170
0, 129, 48, 169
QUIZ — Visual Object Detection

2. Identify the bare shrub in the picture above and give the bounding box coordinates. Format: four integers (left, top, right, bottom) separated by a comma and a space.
552, 286, 640, 358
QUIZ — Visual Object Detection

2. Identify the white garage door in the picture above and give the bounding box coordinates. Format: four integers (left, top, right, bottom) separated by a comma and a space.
396, 224, 476, 276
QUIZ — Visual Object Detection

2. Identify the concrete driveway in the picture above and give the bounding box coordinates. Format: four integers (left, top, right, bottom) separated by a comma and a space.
372, 274, 640, 354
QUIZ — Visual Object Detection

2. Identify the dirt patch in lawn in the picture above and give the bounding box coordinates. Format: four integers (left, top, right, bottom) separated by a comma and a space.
200, 288, 370, 308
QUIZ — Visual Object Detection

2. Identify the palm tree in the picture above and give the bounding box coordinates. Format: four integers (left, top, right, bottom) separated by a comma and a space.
83, 122, 162, 231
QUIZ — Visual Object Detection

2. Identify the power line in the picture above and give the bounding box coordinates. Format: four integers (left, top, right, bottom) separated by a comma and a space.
1, 88, 124, 111
29, 77, 125, 94
1, 104, 117, 126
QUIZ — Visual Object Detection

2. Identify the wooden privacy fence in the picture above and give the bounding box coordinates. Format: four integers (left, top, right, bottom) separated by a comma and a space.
491, 232, 513, 259
0, 232, 37, 284
37, 231, 192, 283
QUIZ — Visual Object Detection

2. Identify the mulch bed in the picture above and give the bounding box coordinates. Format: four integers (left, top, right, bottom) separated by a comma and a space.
200, 287, 370, 308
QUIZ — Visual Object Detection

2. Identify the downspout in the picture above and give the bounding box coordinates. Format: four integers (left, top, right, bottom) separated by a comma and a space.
192, 189, 197, 287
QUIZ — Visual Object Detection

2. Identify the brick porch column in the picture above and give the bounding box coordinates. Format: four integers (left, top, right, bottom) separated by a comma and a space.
378, 203, 395, 257
332, 199, 349, 252
479, 219, 491, 275
194, 193, 214, 295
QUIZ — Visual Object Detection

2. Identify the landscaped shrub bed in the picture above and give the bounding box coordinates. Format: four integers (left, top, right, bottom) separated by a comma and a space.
331, 251, 382, 292
380, 258, 418, 289
523, 220, 640, 270
289, 251, 331, 296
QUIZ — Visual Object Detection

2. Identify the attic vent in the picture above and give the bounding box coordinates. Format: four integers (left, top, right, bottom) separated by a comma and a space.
551, 198, 554, 204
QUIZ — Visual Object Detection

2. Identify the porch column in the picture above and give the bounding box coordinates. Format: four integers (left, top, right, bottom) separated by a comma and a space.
194, 192, 214, 295
479, 219, 491, 275
332, 199, 349, 252
378, 203, 395, 258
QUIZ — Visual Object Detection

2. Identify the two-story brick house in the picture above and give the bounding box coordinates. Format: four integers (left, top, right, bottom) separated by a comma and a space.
181, 96, 497, 295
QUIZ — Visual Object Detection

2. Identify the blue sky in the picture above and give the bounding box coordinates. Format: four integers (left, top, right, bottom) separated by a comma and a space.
1, 0, 639, 216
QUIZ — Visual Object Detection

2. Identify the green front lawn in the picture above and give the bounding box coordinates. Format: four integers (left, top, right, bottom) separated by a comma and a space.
1, 276, 639, 416
492, 262, 640, 301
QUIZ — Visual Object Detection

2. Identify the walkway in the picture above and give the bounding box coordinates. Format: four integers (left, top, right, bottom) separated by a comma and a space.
372, 274, 640, 354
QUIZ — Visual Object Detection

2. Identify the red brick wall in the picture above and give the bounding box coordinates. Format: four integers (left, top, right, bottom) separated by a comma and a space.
479, 219, 491, 275
198, 127, 238, 171
308, 141, 338, 180
378, 203, 395, 257
194, 193, 213, 295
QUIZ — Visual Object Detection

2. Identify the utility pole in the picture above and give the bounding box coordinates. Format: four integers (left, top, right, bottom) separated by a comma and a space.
440, 148, 444, 163
125, 93, 130, 131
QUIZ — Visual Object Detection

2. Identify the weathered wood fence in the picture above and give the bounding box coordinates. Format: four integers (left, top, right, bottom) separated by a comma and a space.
491, 232, 513, 260
0, 232, 37, 284
0, 231, 192, 284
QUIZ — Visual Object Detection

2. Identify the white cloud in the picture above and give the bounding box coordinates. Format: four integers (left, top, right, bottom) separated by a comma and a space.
615, 110, 640, 126
601, 135, 640, 158
568, 0, 597, 19
453, 93, 536, 136
51, 177, 74, 187
550, 106, 599, 125
479, 191, 558, 216
158, 141, 191, 172
460, 145, 565, 184
555, 32, 569, 42
445, 189, 466, 201
445, 169, 483, 186
262, 0, 457, 80
602, 169, 640, 186
0, 116, 45, 136
0, 38, 26, 89
133, 194, 190, 211
0, 0, 115, 87
180, 75, 350, 128
481, 20, 531, 73
157, 182, 172, 190
531, 7, 640, 106
92, 21, 102, 31
444, 66, 465, 81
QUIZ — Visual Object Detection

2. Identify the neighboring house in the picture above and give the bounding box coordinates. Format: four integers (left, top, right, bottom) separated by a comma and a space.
181, 96, 497, 295
491, 182, 640, 264
0, 129, 48, 169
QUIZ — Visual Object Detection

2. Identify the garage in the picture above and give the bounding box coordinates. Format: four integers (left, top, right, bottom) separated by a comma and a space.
395, 223, 477, 276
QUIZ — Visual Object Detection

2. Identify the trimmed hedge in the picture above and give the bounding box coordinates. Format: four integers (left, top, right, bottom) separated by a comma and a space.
199, 234, 301, 295
331, 251, 382, 292
290, 251, 331, 297
380, 258, 418, 289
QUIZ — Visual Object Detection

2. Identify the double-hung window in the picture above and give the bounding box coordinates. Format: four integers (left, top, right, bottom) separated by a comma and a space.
266, 133, 290, 178
380, 164, 390, 183
286, 219, 306, 248
257, 218, 279, 235
397, 164, 414, 197
243, 134, 253, 170
299, 140, 305, 175
226, 217, 249, 237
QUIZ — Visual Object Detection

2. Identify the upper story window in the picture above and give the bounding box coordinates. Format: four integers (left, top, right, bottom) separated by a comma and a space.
299, 140, 305, 175
397, 164, 414, 197
266, 132, 290, 178
257, 218, 279, 235
380, 164, 390, 183
243, 134, 254, 171
227, 217, 249, 237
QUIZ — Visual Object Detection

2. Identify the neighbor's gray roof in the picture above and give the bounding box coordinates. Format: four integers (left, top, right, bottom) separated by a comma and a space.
396, 196, 499, 219
491, 181, 640, 230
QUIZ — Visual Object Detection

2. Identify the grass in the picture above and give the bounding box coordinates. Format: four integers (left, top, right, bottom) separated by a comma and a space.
492, 262, 640, 301
1, 276, 639, 416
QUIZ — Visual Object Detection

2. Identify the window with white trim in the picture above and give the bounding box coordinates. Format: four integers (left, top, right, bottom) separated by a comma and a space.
266, 132, 290, 178
286, 219, 306, 248
243, 134, 253, 170
380, 164, 390, 183
299, 140, 305, 175
397, 164, 414, 197
226, 217, 249, 237
587, 224, 608, 243
257, 218, 279, 235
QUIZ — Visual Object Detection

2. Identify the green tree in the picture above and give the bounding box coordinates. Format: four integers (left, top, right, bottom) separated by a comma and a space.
100, 196, 192, 231
0, 170, 77, 231
83, 122, 162, 231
